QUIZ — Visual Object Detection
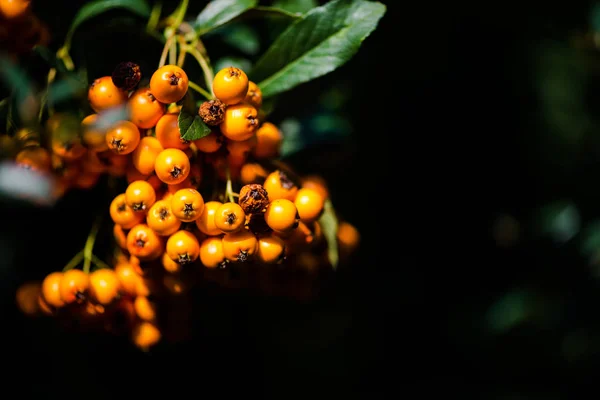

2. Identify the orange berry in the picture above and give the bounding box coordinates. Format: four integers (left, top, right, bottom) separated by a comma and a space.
149, 65, 189, 104
128, 87, 166, 129
212, 66, 249, 105
88, 76, 128, 113
105, 120, 141, 155
155, 113, 190, 150
154, 148, 190, 185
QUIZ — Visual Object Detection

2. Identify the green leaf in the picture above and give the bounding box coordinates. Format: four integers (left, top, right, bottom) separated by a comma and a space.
271, 0, 317, 14
195, 0, 258, 36
178, 108, 211, 141
65, 0, 151, 45
220, 24, 260, 56
251, 0, 386, 98
242, 5, 303, 20
319, 199, 339, 269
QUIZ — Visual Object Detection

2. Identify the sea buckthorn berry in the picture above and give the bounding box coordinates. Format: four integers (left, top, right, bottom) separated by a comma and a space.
212, 66, 249, 105
115, 262, 141, 297
0, 0, 31, 19
215, 202, 246, 233
110, 193, 144, 228
264, 198, 299, 233
238, 183, 270, 214
294, 187, 325, 222
16, 281, 41, 316
59, 269, 89, 304
134, 296, 157, 321
154, 148, 190, 185
195, 200, 223, 236
166, 230, 200, 265
263, 170, 298, 201
256, 234, 286, 264
81, 114, 108, 152
125, 180, 157, 212
15, 146, 51, 172
132, 321, 161, 350
105, 120, 141, 155
253, 122, 282, 159
245, 81, 262, 109
199, 236, 227, 269
146, 199, 181, 236
198, 99, 227, 126
171, 188, 204, 222
89, 269, 121, 306
112, 61, 141, 91
337, 221, 360, 257
128, 87, 166, 129
149, 64, 189, 104
300, 175, 329, 201
222, 229, 257, 263
88, 76, 129, 113
41, 272, 64, 308
162, 251, 181, 273
155, 113, 189, 150
132, 136, 164, 175
240, 162, 268, 185
220, 102, 259, 141
126, 224, 163, 261
193, 130, 223, 153
113, 223, 128, 249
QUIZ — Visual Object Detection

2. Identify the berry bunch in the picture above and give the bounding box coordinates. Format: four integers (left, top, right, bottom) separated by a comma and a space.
13, 62, 361, 351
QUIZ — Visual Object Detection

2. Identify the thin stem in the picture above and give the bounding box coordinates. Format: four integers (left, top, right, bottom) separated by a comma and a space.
159, 33, 176, 68
168, 38, 177, 66
171, 0, 189, 28
185, 44, 214, 95
188, 80, 212, 100
176, 37, 187, 68
56, 46, 75, 71
91, 254, 111, 270
62, 250, 84, 272
83, 215, 103, 274
146, 2, 162, 32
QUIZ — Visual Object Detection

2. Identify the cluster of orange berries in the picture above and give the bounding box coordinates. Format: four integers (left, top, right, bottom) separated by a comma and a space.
0, 0, 49, 60
14, 62, 361, 350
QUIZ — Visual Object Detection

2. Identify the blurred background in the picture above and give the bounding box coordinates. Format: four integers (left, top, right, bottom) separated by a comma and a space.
0, 0, 396, 396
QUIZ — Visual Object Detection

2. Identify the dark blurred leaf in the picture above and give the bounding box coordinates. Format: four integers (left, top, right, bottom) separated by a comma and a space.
178, 108, 211, 141
65, 0, 151, 44
251, 0, 386, 98
279, 118, 304, 157
486, 290, 532, 334
579, 220, 600, 257
48, 77, 87, 105
219, 24, 260, 56
319, 198, 339, 269
0, 55, 36, 126
535, 201, 580, 243
590, 3, 600, 34
271, 0, 318, 14
195, 0, 257, 36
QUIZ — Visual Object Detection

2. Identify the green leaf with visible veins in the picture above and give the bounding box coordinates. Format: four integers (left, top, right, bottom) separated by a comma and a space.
251, 0, 386, 98
195, 0, 257, 36
178, 108, 211, 142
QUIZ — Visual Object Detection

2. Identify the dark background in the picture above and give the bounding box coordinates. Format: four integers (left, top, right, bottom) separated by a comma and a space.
7, 0, 600, 397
